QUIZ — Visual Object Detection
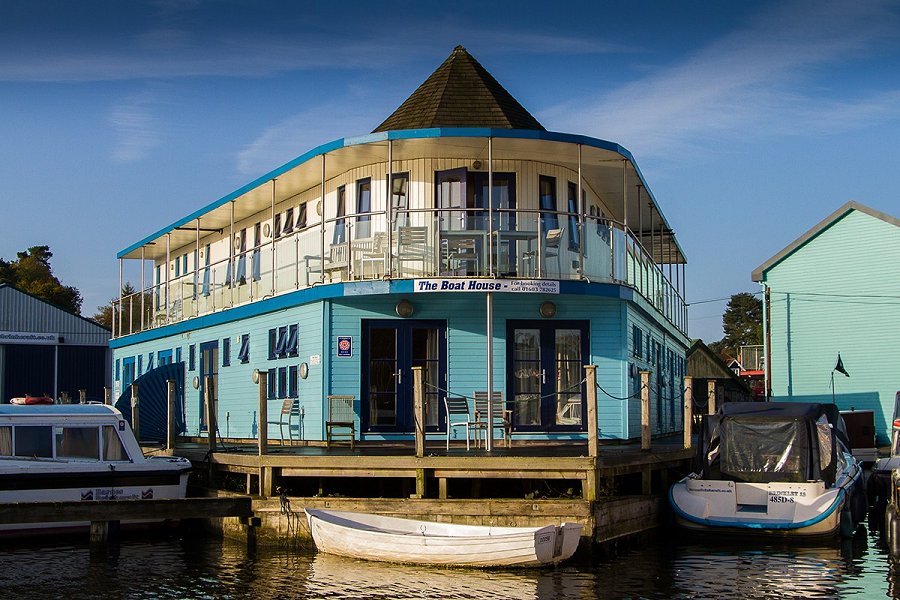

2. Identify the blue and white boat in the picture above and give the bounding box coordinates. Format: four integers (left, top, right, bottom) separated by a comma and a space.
0, 403, 191, 533
669, 402, 866, 537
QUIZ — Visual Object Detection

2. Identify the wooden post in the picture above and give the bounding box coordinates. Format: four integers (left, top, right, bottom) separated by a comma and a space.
585, 364, 599, 458
205, 376, 216, 453
166, 380, 177, 451
708, 379, 717, 415
130, 383, 140, 443
640, 371, 651, 451
683, 376, 693, 449
78, 389, 86, 404
103, 387, 111, 405
413, 366, 425, 459
257, 371, 268, 456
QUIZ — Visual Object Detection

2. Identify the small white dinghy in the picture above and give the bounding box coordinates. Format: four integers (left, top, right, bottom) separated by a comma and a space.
305, 508, 583, 567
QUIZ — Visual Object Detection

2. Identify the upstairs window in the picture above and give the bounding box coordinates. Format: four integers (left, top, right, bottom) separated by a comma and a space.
274, 213, 282, 239
539, 175, 559, 233
355, 178, 372, 238
333, 186, 347, 244
222, 337, 231, 367
268, 328, 277, 360
567, 182, 582, 252
632, 325, 642, 358
283, 208, 294, 234
390, 173, 409, 230
285, 325, 298, 357
297, 203, 308, 230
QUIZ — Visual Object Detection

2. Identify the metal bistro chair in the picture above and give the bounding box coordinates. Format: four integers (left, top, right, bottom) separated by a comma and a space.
268, 398, 302, 446
326, 395, 356, 448
443, 396, 477, 451
473, 391, 512, 448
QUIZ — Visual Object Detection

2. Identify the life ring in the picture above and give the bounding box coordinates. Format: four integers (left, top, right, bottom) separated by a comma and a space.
9, 395, 54, 405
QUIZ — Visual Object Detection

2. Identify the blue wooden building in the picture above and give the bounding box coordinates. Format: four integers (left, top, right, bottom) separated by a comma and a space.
753, 201, 900, 444
110, 47, 689, 446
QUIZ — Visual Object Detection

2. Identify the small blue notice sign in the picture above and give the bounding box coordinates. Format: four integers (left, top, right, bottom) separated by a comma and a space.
337, 336, 352, 357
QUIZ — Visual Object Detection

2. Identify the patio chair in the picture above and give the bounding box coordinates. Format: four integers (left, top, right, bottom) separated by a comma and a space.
396, 226, 430, 276
326, 395, 356, 448
444, 396, 477, 450
473, 391, 512, 448
267, 398, 302, 445
544, 228, 564, 276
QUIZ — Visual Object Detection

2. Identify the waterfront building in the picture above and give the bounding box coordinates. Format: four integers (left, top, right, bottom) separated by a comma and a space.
0, 284, 110, 403
753, 201, 900, 443
110, 47, 689, 447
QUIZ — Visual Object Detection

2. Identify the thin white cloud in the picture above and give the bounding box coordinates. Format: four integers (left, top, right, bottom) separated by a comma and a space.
543, 0, 900, 158
236, 102, 376, 176
108, 91, 162, 162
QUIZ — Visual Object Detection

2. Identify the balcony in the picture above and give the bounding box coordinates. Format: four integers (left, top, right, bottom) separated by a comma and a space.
112, 205, 687, 338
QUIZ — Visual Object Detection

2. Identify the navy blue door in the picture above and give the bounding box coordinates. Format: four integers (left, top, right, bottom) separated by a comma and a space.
506, 320, 589, 432
199, 341, 218, 433
362, 320, 446, 433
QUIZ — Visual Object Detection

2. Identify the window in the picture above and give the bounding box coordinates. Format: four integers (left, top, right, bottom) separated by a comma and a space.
56, 426, 99, 460
235, 227, 247, 284
288, 365, 298, 398
567, 182, 581, 252
175, 256, 181, 277
147, 352, 154, 371
278, 367, 288, 399
0, 426, 10, 456
274, 213, 282, 239
286, 325, 298, 357
297, 203, 308, 230
115, 359, 120, 381
356, 178, 371, 238
202, 243, 211, 297
175, 347, 182, 364
632, 325, 642, 358
183, 254, 188, 274
252, 222, 261, 282
15, 426, 52, 458
333, 185, 346, 244
222, 337, 231, 367
283, 208, 294, 234
102, 426, 128, 461
267, 369, 276, 400
155, 265, 162, 309
390, 173, 409, 230
539, 176, 559, 233
138, 354, 143, 376
189, 344, 196, 371
268, 328, 277, 360
274, 326, 288, 358
237, 334, 250, 364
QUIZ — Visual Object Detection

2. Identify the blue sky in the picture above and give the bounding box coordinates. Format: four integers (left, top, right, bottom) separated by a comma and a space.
2, 0, 899, 342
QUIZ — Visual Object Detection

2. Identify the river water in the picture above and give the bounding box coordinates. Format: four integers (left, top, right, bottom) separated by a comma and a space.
0, 524, 896, 599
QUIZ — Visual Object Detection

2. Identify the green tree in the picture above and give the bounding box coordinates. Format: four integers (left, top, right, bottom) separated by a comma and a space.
0, 245, 82, 314
709, 292, 763, 359
93, 283, 153, 334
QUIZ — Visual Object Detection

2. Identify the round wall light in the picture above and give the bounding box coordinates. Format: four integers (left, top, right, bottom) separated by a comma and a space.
252, 369, 261, 384
396, 299, 415, 318
472, 160, 482, 170
539, 300, 557, 318
192, 376, 200, 390
299, 362, 309, 380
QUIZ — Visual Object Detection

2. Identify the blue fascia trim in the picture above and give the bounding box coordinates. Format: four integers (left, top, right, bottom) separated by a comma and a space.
118, 128, 651, 258
667, 483, 846, 531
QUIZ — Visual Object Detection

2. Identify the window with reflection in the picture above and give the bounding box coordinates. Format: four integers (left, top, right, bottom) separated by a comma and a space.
356, 178, 371, 238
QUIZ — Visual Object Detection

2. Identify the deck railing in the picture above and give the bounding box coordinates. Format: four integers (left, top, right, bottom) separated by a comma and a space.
113, 208, 687, 337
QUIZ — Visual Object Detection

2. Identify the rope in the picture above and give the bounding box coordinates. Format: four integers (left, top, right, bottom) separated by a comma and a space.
426, 377, 587, 402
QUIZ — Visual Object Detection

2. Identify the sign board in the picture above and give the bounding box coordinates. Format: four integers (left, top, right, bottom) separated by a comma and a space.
413, 279, 559, 294
336, 336, 352, 358
0, 331, 58, 345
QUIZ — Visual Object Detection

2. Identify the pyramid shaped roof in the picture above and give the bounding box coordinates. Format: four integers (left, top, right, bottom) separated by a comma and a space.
373, 46, 545, 133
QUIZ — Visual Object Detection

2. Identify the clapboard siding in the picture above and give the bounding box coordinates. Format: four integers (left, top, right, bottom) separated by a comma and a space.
763, 208, 900, 443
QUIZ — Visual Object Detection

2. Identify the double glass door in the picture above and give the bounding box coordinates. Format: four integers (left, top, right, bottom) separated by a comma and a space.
507, 321, 588, 431
362, 320, 446, 433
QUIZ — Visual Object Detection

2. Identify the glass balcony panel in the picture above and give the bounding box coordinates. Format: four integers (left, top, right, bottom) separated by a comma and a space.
394, 216, 435, 279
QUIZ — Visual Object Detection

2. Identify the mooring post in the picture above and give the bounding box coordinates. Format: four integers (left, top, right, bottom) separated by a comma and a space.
103, 386, 111, 405
257, 370, 268, 456
166, 379, 177, 451
683, 376, 693, 449
131, 383, 140, 442
640, 371, 651, 451
708, 379, 717, 416
413, 366, 425, 459
585, 364, 599, 458
78, 389, 86, 404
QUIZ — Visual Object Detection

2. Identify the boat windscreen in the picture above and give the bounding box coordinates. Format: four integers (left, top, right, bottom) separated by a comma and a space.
721, 419, 811, 483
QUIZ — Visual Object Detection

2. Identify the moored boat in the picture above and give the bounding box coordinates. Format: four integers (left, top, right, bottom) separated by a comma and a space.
305, 508, 583, 567
0, 403, 191, 534
669, 402, 865, 537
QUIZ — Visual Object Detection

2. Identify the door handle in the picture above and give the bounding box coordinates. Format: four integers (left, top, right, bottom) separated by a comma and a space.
397, 369, 402, 385
541, 369, 546, 384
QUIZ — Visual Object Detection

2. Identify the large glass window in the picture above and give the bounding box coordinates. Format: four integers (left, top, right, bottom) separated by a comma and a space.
567, 182, 581, 252
56, 426, 99, 460
15, 426, 52, 458
390, 173, 409, 230
356, 178, 372, 239
333, 185, 347, 244
539, 175, 559, 233
103, 426, 128, 461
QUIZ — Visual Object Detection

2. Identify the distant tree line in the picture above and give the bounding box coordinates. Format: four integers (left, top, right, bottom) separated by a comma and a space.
0, 245, 82, 314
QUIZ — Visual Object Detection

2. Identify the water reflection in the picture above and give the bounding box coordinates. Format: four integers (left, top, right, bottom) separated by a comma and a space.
0, 527, 894, 599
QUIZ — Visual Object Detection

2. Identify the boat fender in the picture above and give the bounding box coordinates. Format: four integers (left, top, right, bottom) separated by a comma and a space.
892, 506, 900, 557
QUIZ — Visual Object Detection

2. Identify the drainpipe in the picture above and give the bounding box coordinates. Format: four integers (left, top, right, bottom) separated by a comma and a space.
271, 178, 277, 294
764, 284, 772, 400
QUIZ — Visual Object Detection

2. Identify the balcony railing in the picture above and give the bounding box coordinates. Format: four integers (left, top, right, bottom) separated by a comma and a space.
113, 208, 687, 337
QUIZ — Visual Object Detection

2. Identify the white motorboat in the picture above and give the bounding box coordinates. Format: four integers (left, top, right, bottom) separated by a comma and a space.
0, 403, 191, 533
669, 402, 866, 537
305, 508, 583, 567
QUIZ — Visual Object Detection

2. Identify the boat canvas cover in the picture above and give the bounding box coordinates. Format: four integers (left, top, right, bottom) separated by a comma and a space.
697, 402, 848, 486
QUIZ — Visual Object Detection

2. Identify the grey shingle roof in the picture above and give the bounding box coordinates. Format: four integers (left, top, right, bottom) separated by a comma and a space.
372, 46, 545, 133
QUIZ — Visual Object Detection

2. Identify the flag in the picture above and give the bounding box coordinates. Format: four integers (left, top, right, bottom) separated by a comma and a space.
834, 354, 849, 377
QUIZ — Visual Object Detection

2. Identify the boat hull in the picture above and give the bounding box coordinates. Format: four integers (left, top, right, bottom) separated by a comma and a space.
669, 458, 864, 538
306, 508, 582, 567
